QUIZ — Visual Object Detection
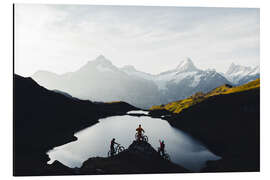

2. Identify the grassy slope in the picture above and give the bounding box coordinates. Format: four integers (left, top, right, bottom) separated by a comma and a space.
150, 79, 260, 114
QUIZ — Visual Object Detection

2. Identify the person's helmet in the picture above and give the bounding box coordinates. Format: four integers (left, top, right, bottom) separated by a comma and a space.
112, 138, 115, 141
139, 124, 141, 127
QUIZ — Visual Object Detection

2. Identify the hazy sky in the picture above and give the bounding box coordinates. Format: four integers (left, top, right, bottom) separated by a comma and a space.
15, 4, 259, 76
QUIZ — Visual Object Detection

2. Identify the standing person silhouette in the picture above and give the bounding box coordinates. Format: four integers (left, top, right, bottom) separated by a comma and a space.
110, 138, 119, 156
136, 124, 145, 141
158, 140, 165, 156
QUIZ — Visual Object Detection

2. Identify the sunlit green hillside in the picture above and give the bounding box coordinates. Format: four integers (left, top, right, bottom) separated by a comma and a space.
150, 78, 260, 114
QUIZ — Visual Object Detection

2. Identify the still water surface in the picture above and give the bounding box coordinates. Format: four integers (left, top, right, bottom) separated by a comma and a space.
47, 111, 220, 172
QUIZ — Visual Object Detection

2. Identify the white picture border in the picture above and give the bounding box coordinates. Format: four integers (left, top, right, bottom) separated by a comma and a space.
1, 0, 269, 180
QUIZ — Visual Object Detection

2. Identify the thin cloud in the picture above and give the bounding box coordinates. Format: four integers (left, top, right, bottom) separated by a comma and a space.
15, 4, 259, 76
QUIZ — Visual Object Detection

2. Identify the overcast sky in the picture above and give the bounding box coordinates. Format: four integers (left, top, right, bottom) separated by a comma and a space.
15, 4, 259, 76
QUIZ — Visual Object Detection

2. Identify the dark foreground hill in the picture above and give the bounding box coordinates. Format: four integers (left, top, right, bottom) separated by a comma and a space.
45, 141, 189, 175
150, 79, 260, 172
14, 74, 138, 176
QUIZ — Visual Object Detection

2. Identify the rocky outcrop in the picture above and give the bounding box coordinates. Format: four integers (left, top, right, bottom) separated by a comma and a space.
79, 141, 190, 174
27, 141, 189, 175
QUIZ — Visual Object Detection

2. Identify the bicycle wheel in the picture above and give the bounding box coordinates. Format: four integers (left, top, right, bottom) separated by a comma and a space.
164, 154, 170, 161
117, 146, 125, 153
135, 133, 138, 140
143, 135, 148, 142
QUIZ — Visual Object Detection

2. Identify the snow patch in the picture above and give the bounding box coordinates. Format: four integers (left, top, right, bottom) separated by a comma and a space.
122, 66, 154, 81
173, 71, 197, 84
225, 63, 259, 84
127, 110, 149, 115
96, 64, 114, 73
190, 74, 202, 87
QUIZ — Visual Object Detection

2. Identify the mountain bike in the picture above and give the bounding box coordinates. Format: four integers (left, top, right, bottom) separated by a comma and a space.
158, 148, 170, 161
107, 144, 125, 157
135, 132, 148, 142
163, 151, 170, 161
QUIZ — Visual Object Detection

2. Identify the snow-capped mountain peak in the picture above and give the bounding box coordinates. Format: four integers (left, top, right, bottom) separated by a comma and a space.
250, 65, 260, 75
31, 55, 259, 109
121, 65, 154, 81
175, 57, 198, 72
121, 65, 137, 72
93, 55, 112, 65
224, 63, 259, 85
226, 63, 252, 75
78, 55, 119, 73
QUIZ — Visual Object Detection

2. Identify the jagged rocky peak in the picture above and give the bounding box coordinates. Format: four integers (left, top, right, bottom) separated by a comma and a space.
205, 68, 216, 72
121, 65, 137, 72
92, 55, 112, 65
226, 63, 253, 75
175, 57, 198, 72
226, 63, 237, 74
96, 54, 106, 60
78, 55, 116, 73
252, 65, 260, 74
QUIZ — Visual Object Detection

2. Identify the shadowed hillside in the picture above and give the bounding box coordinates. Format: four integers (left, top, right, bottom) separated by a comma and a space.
14, 74, 138, 176
44, 141, 190, 175
149, 79, 260, 172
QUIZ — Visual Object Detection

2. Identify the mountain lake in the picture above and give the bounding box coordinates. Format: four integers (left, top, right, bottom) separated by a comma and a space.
47, 110, 220, 172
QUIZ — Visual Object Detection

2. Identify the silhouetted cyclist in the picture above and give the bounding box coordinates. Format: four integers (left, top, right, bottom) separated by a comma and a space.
136, 124, 145, 141
110, 138, 119, 156
158, 140, 165, 156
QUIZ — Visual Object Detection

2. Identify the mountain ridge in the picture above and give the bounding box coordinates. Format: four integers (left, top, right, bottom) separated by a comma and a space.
150, 78, 259, 114
225, 63, 259, 85
31, 55, 259, 109
175, 57, 198, 72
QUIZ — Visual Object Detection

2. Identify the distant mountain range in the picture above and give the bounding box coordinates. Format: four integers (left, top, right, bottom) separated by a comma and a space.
32, 55, 260, 109
223, 63, 259, 85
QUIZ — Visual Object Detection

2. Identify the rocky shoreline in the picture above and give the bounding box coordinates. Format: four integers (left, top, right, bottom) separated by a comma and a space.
44, 141, 190, 175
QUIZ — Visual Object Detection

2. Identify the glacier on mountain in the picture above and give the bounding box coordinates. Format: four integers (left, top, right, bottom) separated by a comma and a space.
224, 63, 259, 85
